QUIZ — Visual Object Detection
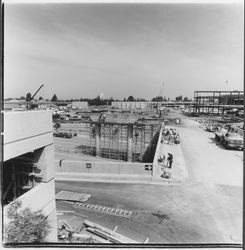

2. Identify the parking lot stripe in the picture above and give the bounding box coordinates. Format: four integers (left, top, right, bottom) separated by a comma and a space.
73, 203, 134, 218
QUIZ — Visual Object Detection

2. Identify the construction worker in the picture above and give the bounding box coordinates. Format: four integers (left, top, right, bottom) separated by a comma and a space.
175, 134, 180, 144
168, 131, 173, 145
167, 153, 173, 168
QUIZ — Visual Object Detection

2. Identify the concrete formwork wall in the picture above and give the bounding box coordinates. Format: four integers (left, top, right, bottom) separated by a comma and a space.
56, 122, 160, 162
55, 160, 152, 176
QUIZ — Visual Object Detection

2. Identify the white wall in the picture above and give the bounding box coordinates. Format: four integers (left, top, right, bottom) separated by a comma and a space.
4, 111, 53, 161
56, 160, 153, 176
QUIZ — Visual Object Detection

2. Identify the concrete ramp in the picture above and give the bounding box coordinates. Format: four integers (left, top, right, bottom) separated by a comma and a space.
56, 191, 91, 202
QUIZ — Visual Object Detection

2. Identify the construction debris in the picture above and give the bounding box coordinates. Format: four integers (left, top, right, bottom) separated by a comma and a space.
84, 220, 139, 244
56, 191, 91, 202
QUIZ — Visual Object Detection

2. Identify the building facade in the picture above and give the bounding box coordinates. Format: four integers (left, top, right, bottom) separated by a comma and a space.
3, 110, 57, 242
111, 101, 193, 109
111, 102, 148, 109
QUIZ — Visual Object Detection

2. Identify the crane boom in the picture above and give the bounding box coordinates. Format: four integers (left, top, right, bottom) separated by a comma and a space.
30, 84, 44, 101
26, 84, 44, 110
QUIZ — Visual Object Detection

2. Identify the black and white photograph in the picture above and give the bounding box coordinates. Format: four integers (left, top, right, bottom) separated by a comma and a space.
1, 0, 244, 247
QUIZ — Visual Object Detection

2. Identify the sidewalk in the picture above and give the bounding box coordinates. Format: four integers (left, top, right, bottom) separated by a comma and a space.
154, 141, 189, 182
152, 123, 189, 183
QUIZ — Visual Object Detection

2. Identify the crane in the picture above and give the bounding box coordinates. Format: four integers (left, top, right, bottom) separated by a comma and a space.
26, 84, 44, 109
158, 82, 165, 98
30, 84, 44, 101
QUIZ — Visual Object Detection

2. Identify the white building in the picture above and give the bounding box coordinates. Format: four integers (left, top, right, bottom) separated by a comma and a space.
3, 111, 57, 242
111, 101, 193, 109
111, 102, 148, 109
71, 101, 88, 110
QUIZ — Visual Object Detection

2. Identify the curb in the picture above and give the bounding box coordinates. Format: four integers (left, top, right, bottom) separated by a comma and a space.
55, 173, 182, 186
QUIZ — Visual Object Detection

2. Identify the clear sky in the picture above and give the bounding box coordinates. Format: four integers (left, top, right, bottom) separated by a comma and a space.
4, 2, 244, 100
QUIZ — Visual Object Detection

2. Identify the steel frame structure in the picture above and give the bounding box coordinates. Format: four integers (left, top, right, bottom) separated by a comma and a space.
193, 91, 244, 115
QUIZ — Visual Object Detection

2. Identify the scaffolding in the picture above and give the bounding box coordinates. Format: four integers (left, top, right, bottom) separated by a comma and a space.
3, 153, 42, 205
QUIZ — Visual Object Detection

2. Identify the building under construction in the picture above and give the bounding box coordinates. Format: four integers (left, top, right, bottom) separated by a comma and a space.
193, 91, 244, 115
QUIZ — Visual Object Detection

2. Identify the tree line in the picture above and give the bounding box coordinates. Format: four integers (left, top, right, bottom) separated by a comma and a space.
13, 93, 192, 105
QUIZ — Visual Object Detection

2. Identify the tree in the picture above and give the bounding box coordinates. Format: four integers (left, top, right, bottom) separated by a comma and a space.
127, 96, 134, 102
183, 97, 189, 102
39, 96, 43, 100
51, 94, 58, 102
175, 95, 182, 102
151, 96, 164, 102
25, 93, 32, 102
4, 200, 50, 243
19, 96, 25, 100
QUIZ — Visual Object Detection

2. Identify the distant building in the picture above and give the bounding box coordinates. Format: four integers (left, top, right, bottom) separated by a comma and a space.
111, 101, 193, 109
3, 111, 57, 242
4, 99, 26, 111
70, 101, 88, 110
111, 102, 147, 109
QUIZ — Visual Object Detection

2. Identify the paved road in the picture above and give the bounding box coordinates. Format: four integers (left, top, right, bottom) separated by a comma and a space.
55, 111, 243, 244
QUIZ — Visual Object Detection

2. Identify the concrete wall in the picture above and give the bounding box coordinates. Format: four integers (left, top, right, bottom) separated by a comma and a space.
152, 122, 165, 178
142, 130, 160, 163
4, 110, 53, 161
55, 160, 153, 176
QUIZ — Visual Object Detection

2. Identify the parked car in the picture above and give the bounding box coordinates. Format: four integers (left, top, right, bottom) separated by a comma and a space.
53, 132, 72, 139
222, 132, 243, 150
206, 123, 221, 132
237, 110, 244, 117
63, 132, 73, 138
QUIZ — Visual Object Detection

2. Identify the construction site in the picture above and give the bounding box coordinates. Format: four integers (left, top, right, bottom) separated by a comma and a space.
3, 89, 244, 245
47, 91, 243, 244
3, 0, 244, 245
54, 112, 164, 163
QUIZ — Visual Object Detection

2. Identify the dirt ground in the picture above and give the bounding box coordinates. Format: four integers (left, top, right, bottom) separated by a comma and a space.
55, 109, 243, 244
